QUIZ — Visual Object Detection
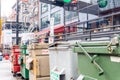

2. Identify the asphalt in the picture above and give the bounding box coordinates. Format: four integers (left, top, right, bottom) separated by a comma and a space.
0, 59, 20, 80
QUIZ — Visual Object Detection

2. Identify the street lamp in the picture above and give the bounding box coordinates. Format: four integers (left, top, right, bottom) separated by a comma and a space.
16, 0, 19, 45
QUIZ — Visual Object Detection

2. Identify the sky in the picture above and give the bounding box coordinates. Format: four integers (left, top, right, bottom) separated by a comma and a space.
1, 0, 16, 17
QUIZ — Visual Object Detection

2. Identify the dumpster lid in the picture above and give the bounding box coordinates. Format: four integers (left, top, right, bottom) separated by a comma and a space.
49, 42, 70, 47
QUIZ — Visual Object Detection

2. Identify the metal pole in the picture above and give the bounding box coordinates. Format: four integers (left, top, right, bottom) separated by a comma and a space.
0, 0, 2, 19
63, 5, 67, 41
16, 0, 19, 45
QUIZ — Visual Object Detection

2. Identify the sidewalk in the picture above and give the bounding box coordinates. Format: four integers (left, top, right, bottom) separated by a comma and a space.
0, 59, 16, 80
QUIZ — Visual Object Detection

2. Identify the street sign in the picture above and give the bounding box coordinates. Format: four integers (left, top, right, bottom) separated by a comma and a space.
98, 0, 108, 8
50, 18, 54, 37
51, 71, 60, 80
49, 18, 54, 44
49, 37, 54, 44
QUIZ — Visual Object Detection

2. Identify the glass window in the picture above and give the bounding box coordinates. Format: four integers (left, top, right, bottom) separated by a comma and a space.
100, 0, 120, 11
41, 16, 48, 29
65, 11, 77, 21
51, 10, 61, 25
51, 4, 56, 9
114, 0, 120, 8
113, 14, 120, 25
41, 3, 48, 14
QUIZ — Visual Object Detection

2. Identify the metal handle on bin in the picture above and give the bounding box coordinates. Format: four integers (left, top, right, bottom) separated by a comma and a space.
76, 42, 104, 75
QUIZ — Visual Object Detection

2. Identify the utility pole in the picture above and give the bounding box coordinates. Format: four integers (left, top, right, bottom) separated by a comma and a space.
16, 0, 19, 45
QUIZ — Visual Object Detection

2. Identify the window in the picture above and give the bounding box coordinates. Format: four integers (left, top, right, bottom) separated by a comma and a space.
41, 16, 48, 29
51, 10, 61, 25
65, 11, 77, 21
100, 0, 120, 11
51, 4, 56, 9
114, 0, 120, 8
41, 3, 48, 14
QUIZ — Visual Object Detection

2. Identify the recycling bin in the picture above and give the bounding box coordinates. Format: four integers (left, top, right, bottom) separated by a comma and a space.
19, 44, 29, 79
0, 55, 3, 61
26, 43, 50, 80
11, 45, 20, 76
73, 37, 120, 80
49, 42, 78, 80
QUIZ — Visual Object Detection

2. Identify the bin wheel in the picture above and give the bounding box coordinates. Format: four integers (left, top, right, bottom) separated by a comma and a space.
11, 71, 13, 73
13, 73, 16, 77
21, 76, 24, 79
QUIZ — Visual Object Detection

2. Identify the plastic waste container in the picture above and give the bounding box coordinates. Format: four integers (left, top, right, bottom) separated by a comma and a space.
26, 43, 50, 80
49, 42, 78, 80
19, 44, 29, 79
73, 36, 120, 80
0, 55, 3, 61
11, 45, 20, 77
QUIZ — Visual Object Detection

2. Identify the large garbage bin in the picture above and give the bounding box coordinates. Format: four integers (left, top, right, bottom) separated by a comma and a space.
19, 44, 29, 79
26, 43, 50, 80
73, 37, 120, 80
11, 45, 20, 76
49, 42, 78, 80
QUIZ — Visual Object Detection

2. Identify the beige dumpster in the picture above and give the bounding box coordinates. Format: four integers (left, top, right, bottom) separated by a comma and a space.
26, 43, 50, 80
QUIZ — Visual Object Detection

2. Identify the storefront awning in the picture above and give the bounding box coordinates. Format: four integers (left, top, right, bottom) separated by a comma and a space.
38, 24, 77, 35
54, 26, 64, 33
38, 25, 64, 35
39, 28, 50, 35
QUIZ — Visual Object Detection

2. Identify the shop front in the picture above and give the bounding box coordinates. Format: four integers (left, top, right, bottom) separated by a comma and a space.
37, 23, 77, 42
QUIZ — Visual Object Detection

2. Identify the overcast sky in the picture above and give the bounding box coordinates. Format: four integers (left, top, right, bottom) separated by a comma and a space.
1, 0, 16, 17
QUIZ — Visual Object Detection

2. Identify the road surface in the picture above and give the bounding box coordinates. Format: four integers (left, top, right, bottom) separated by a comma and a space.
0, 59, 21, 80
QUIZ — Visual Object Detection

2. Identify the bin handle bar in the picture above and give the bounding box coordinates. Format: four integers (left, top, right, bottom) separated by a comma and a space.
76, 42, 104, 75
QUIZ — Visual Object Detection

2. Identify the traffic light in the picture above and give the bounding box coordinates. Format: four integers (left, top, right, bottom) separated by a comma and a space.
63, 0, 71, 3
40, 0, 77, 7
51, 0, 72, 6
71, 0, 77, 4
54, 0, 72, 3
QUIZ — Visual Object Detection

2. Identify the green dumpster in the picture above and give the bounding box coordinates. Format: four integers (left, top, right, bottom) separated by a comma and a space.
19, 44, 29, 79
73, 36, 120, 80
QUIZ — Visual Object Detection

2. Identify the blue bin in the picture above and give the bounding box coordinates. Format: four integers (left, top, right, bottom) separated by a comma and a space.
0, 56, 3, 61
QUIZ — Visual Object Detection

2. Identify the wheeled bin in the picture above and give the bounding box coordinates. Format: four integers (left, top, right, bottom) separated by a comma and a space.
0, 55, 3, 61
11, 45, 20, 76
73, 36, 120, 80
49, 42, 78, 80
19, 44, 29, 79
26, 43, 50, 80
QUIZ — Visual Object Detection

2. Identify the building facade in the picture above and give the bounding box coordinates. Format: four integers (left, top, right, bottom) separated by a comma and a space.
38, 0, 120, 41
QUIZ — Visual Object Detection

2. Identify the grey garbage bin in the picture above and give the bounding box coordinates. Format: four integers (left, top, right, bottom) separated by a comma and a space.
49, 42, 78, 80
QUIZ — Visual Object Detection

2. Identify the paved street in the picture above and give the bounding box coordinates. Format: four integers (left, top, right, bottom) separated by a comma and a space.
0, 59, 20, 80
